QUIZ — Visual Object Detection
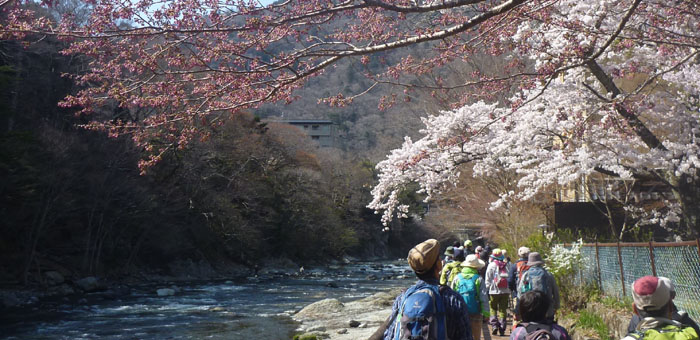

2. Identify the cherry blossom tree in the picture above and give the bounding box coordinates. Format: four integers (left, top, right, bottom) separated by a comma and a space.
368, 0, 700, 237
1, 0, 526, 171
2, 0, 699, 235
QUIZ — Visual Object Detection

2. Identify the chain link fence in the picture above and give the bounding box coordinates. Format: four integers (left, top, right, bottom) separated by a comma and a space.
569, 241, 700, 320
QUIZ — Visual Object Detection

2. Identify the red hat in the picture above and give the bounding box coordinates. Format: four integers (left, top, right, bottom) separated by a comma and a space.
632, 276, 673, 311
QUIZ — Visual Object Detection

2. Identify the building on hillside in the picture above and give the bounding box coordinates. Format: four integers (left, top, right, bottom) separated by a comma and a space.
281, 119, 336, 147
553, 174, 676, 240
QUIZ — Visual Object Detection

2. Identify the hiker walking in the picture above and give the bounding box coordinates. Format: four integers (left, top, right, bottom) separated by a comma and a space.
627, 276, 700, 336
622, 276, 699, 340
508, 247, 530, 329
381, 239, 473, 340
441, 247, 466, 286
485, 248, 511, 336
517, 252, 559, 323
464, 240, 474, 255
510, 290, 571, 340
443, 246, 455, 266
452, 254, 489, 340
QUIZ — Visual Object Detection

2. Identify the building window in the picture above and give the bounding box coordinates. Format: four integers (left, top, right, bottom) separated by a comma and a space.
311, 136, 320, 140
312, 125, 319, 130
303, 125, 309, 129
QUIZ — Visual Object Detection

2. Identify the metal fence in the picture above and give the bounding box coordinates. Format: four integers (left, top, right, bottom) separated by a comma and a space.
567, 240, 700, 320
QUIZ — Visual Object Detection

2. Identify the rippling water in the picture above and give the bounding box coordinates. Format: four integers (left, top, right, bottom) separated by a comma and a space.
0, 261, 415, 339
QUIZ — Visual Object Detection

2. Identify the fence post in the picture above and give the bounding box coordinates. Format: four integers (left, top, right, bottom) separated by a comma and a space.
617, 241, 626, 296
649, 241, 656, 276
595, 240, 602, 290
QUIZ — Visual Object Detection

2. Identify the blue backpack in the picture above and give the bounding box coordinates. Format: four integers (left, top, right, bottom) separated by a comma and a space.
454, 273, 480, 315
393, 283, 446, 340
520, 266, 548, 296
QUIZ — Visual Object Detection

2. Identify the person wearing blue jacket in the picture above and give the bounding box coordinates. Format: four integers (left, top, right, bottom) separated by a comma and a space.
380, 239, 473, 340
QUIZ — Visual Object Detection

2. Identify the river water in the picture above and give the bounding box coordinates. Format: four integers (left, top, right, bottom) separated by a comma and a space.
1, 261, 415, 339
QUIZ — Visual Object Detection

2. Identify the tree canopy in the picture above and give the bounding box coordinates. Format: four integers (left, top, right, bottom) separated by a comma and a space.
2, 0, 700, 236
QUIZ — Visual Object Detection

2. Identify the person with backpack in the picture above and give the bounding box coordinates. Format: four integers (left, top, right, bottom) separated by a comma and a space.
464, 240, 474, 255
485, 248, 511, 336
627, 279, 700, 337
381, 239, 473, 340
622, 276, 699, 340
452, 254, 489, 340
517, 252, 559, 322
508, 247, 531, 292
443, 246, 455, 265
510, 290, 571, 340
441, 248, 465, 286
509, 247, 531, 329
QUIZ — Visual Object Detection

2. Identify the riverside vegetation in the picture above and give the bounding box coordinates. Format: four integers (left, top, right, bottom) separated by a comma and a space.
0, 36, 438, 297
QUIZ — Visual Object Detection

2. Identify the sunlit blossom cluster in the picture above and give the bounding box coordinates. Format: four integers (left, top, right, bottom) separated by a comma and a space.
369, 0, 700, 230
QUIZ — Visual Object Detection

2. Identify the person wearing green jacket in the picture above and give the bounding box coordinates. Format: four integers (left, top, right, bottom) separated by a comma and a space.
452, 254, 490, 340
440, 248, 465, 286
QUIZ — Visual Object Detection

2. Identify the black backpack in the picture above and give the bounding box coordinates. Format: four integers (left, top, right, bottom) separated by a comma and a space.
518, 322, 556, 340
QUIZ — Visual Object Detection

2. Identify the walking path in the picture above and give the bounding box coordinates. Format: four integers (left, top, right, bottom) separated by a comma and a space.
483, 321, 512, 340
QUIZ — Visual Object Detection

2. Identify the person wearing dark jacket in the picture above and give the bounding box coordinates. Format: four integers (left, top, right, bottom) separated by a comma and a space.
508, 247, 530, 292
380, 239, 473, 340
508, 246, 530, 331
510, 290, 571, 340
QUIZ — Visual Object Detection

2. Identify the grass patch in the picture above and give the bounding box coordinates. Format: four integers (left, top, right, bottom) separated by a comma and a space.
577, 310, 610, 340
597, 295, 633, 311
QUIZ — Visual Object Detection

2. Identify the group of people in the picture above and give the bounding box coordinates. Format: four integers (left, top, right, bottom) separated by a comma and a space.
380, 238, 699, 340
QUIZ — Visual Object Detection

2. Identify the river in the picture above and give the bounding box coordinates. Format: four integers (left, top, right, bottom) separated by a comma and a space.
0, 261, 415, 339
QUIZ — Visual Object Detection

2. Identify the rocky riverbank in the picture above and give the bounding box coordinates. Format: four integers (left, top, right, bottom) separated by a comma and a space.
292, 287, 403, 340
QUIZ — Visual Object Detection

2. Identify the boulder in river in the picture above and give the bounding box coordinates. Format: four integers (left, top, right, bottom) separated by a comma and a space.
348, 320, 360, 328
295, 298, 344, 319
75, 277, 101, 292
48, 284, 75, 296
326, 282, 339, 288
0, 292, 21, 308
44, 271, 65, 286
156, 288, 176, 296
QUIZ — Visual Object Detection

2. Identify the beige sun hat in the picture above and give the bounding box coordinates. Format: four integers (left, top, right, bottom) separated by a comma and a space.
407, 239, 441, 274
462, 254, 486, 269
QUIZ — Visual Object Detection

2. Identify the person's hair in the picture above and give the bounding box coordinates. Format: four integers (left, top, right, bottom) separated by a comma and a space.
453, 241, 461, 248
415, 258, 440, 281
637, 302, 671, 318
519, 290, 550, 322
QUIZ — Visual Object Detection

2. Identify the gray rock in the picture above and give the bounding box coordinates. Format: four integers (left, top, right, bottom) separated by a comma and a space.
296, 298, 344, 318
44, 271, 65, 286
359, 322, 367, 328
326, 282, 339, 288
48, 284, 75, 296
349, 320, 361, 328
366, 274, 378, 280
337, 328, 348, 334
0, 292, 21, 308
75, 277, 100, 292
307, 325, 326, 332
157, 288, 175, 296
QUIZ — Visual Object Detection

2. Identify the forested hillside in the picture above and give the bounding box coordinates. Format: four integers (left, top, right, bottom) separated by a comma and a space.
0, 26, 443, 285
